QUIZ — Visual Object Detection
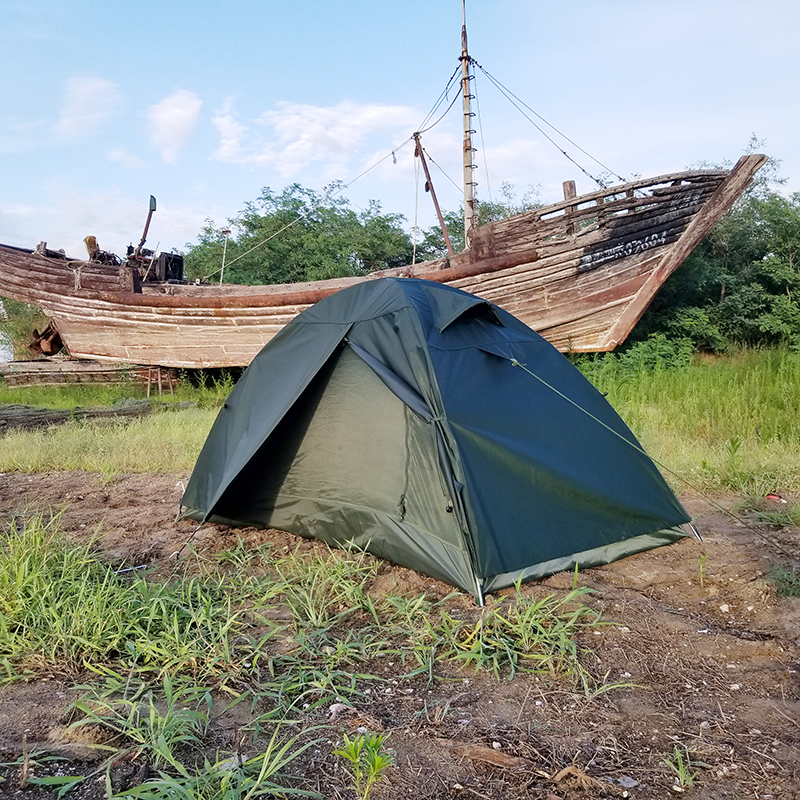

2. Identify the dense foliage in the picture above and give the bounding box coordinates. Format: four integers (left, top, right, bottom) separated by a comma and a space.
184, 183, 418, 285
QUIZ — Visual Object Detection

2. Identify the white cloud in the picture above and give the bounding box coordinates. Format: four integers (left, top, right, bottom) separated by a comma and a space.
211, 100, 417, 180
212, 99, 247, 161
108, 147, 146, 169
53, 76, 122, 138
261, 101, 415, 175
147, 89, 202, 164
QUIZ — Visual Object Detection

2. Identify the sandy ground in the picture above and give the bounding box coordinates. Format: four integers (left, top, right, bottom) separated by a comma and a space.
0, 471, 798, 799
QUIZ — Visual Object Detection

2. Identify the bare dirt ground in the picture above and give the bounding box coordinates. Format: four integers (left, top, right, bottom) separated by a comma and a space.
0, 471, 798, 799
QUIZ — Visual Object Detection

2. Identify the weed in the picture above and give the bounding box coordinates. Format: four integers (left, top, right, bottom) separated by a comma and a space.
333, 732, 394, 800
417, 699, 452, 726
405, 585, 600, 683
753, 503, 800, 527
115, 725, 319, 799
0, 514, 273, 684
662, 744, 705, 790
770, 567, 800, 597
274, 547, 380, 627
69, 674, 211, 767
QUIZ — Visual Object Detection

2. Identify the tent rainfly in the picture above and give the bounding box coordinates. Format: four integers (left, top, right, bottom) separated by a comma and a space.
182, 278, 691, 602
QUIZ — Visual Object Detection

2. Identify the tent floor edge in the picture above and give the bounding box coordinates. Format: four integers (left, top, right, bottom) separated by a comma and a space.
480, 527, 689, 595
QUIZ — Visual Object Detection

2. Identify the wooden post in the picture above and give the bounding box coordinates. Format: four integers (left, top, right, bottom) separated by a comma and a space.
414, 133, 456, 257
563, 180, 577, 236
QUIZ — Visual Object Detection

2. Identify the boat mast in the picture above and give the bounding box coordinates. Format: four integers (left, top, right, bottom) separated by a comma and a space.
461, 0, 476, 248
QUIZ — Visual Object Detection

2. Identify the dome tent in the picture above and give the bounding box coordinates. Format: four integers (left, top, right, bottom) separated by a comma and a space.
181, 278, 690, 602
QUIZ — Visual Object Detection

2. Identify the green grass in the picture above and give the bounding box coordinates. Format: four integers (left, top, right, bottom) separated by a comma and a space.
406, 586, 599, 683
0, 407, 218, 475
770, 567, 800, 597
0, 370, 237, 410
0, 513, 608, 797
0, 514, 267, 682
575, 347, 800, 493
0, 381, 150, 409
0, 371, 235, 477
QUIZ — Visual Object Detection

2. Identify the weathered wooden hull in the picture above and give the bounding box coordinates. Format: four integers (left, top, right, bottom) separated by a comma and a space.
0, 155, 765, 368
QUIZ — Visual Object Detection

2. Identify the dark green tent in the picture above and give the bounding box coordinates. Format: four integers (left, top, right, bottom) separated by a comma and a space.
182, 278, 690, 601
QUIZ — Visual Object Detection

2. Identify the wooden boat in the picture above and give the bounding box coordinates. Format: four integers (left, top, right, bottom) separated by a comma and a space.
0, 11, 766, 369
0, 153, 766, 368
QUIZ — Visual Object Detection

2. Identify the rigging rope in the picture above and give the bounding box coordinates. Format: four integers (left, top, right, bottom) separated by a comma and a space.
417, 89, 462, 136
418, 65, 462, 131
510, 357, 798, 560
474, 61, 626, 187
472, 67, 493, 207
423, 148, 462, 194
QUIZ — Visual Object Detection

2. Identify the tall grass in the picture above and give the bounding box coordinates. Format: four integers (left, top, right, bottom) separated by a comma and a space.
0, 381, 149, 409
2, 347, 798, 492
0, 370, 234, 476
575, 346, 800, 493
0, 408, 217, 475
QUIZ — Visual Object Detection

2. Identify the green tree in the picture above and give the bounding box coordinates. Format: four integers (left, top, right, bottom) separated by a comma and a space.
184, 184, 416, 285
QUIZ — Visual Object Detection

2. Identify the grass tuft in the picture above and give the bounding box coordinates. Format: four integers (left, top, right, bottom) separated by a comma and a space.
770, 567, 800, 597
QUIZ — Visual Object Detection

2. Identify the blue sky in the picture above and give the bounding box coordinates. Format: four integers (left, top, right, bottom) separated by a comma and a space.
1, 0, 798, 259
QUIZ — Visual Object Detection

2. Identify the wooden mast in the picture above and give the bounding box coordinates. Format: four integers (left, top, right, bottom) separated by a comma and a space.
414, 133, 456, 258
461, 0, 476, 249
